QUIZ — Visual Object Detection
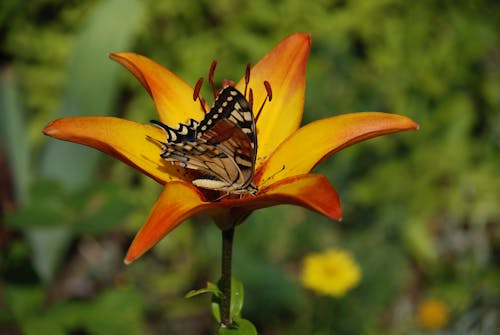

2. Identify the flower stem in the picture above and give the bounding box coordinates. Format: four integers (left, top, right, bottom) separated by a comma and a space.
220, 227, 235, 326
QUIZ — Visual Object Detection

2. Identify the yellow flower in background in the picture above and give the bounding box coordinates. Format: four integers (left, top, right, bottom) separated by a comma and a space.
301, 248, 361, 297
417, 298, 449, 331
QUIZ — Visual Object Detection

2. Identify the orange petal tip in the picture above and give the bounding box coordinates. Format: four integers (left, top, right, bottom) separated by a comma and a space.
42, 119, 61, 137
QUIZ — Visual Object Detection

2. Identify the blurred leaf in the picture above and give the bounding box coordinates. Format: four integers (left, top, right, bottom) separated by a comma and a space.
5, 285, 43, 317
6, 0, 143, 287
6, 285, 143, 335
5, 179, 131, 282
211, 278, 246, 324
83, 287, 144, 335
403, 218, 438, 268
41, 0, 144, 189
71, 181, 134, 235
5, 180, 65, 229
186, 281, 222, 299
26, 227, 71, 284
234, 253, 301, 321
230, 278, 245, 319
6, 285, 66, 335
0, 68, 30, 205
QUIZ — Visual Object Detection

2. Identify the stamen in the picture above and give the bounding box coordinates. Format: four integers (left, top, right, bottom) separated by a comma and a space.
193, 77, 207, 114
208, 60, 218, 100
264, 80, 273, 101
244, 62, 251, 98
248, 88, 254, 110
255, 81, 272, 122
193, 77, 204, 101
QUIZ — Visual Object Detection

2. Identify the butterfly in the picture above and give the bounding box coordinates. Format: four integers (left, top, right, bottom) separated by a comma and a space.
150, 86, 258, 196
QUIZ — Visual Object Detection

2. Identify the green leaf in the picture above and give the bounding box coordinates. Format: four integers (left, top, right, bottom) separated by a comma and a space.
185, 281, 222, 298
82, 287, 144, 335
26, 227, 72, 284
6, 285, 143, 335
5, 180, 65, 230
218, 318, 258, 335
230, 278, 244, 319
211, 278, 245, 324
71, 182, 134, 235
212, 299, 221, 323
0, 67, 30, 205
5, 285, 44, 317
5, 285, 66, 335
41, 0, 144, 189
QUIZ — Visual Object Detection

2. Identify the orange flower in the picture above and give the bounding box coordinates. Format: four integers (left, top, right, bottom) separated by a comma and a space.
43, 33, 418, 264
417, 298, 449, 331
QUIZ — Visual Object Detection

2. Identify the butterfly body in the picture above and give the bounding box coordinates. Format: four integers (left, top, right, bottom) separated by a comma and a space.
151, 86, 258, 196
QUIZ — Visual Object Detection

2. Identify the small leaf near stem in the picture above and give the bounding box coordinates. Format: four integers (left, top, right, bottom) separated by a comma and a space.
185, 281, 222, 299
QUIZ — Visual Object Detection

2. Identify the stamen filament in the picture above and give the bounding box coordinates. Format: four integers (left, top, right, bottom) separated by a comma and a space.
193, 77, 207, 114
248, 88, 254, 110
264, 80, 273, 101
244, 62, 251, 98
255, 81, 272, 122
193, 77, 203, 101
208, 60, 218, 100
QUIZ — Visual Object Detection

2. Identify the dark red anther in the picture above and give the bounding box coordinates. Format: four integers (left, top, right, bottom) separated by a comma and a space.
248, 88, 254, 110
244, 63, 251, 98
263, 81, 272, 101
193, 77, 207, 114
193, 77, 204, 101
208, 60, 218, 100
255, 81, 273, 122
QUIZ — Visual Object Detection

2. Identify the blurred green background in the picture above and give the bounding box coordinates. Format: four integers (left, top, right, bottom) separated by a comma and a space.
1, 0, 499, 334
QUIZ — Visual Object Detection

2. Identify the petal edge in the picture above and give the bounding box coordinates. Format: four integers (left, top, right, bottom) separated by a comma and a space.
110, 52, 203, 125
235, 33, 311, 166
125, 182, 210, 264
43, 116, 184, 184
257, 112, 418, 184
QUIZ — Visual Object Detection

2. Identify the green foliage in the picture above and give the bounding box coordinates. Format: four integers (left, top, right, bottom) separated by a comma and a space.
5, 285, 143, 335
40, 0, 144, 189
2, 0, 500, 334
186, 278, 255, 334
219, 318, 258, 335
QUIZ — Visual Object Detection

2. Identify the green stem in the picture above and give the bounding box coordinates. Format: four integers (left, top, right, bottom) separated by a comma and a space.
220, 227, 235, 326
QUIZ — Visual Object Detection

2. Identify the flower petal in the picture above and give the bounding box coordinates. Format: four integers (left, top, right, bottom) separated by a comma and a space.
250, 174, 342, 220
124, 174, 341, 263
257, 112, 419, 184
43, 116, 187, 184
109, 52, 203, 125
217, 174, 341, 221
235, 33, 311, 166
125, 182, 210, 264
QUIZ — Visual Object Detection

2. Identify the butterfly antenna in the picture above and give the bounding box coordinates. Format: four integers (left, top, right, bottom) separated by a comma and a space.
146, 135, 166, 149
193, 77, 207, 114
208, 60, 218, 100
261, 165, 285, 186
255, 81, 272, 122
244, 62, 251, 98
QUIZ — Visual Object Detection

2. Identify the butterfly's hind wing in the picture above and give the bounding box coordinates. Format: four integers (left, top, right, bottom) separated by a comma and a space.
160, 139, 241, 187
152, 86, 258, 193
197, 87, 257, 189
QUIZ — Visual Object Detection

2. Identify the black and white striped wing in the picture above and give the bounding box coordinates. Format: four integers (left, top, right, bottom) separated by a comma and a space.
151, 86, 257, 194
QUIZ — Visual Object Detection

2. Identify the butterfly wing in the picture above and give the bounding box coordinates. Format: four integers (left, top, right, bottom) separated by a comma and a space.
160, 140, 241, 186
152, 86, 257, 194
